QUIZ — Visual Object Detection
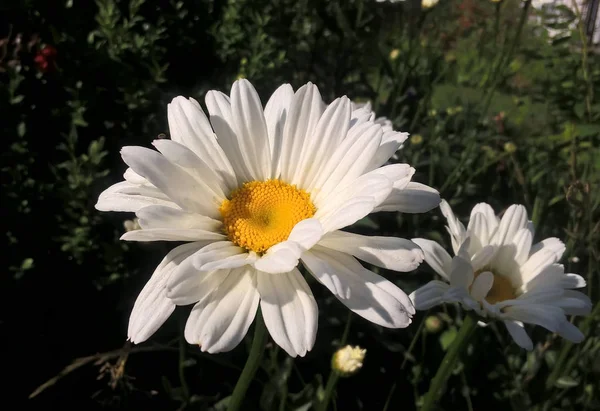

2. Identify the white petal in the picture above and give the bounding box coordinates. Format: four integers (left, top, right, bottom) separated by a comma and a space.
96, 181, 178, 212
504, 321, 533, 350
370, 163, 415, 191
121, 229, 225, 242
230, 79, 271, 180
512, 227, 534, 266
470, 271, 494, 301
449, 255, 474, 289
136, 205, 222, 231
257, 269, 318, 357
123, 168, 149, 185
466, 212, 488, 252
409, 280, 451, 310
315, 173, 392, 233
184, 268, 259, 353
440, 200, 466, 247
520, 248, 558, 285
470, 245, 496, 271
128, 242, 203, 343
264, 84, 294, 178
168, 97, 237, 191
193, 241, 256, 271
294, 97, 352, 188
530, 238, 566, 262
469, 203, 498, 237
318, 231, 424, 272
121, 146, 220, 218
302, 247, 414, 328
280, 83, 325, 184
205, 90, 253, 183
412, 238, 453, 280
254, 219, 323, 274
560, 273, 587, 289
166, 250, 229, 306
375, 182, 440, 213
366, 131, 409, 171
553, 290, 592, 315
556, 320, 584, 343
152, 139, 227, 199
491, 204, 528, 247
504, 304, 565, 332
309, 123, 382, 201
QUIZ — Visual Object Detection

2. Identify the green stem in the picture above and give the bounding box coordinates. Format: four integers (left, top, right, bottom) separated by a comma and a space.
228, 312, 268, 411
545, 302, 600, 390
421, 314, 478, 411
318, 312, 353, 411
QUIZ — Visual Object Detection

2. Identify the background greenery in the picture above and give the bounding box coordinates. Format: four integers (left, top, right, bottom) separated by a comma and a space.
2, 0, 599, 409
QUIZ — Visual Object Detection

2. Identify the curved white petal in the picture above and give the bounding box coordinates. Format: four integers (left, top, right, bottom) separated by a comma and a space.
230, 79, 271, 181
470, 271, 494, 301
152, 139, 227, 199
504, 320, 533, 350
95, 181, 178, 212
530, 238, 566, 262
294, 97, 352, 188
121, 228, 225, 242
136, 205, 222, 231
315, 173, 392, 233
192, 241, 256, 271
411, 238, 452, 280
511, 227, 534, 266
440, 200, 466, 248
470, 245, 496, 271
469, 203, 498, 238
264, 84, 294, 178
280, 83, 325, 184
449, 255, 474, 289
503, 304, 565, 332
254, 219, 323, 274
318, 231, 424, 272
369, 163, 415, 192
409, 280, 451, 310
167, 97, 238, 191
556, 320, 585, 343
205, 90, 253, 183
491, 205, 528, 247
184, 268, 259, 353
128, 242, 204, 343
466, 213, 488, 253
553, 290, 592, 315
121, 146, 220, 218
374, 182, 440, 213
309, 123, 382, 201
520, 248, 558, 285
302, 247, 414, 328
366, 131, 409, 171
257, 268, 318, 357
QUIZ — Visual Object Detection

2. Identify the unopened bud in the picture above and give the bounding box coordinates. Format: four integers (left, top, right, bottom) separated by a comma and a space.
503, 142, 517, 154
332, 345, 366, 377
425, 315, 442, 333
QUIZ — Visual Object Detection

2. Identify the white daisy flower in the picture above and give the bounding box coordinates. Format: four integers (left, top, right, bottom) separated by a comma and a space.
96, 79, 440, 357
410, 200, 592, 350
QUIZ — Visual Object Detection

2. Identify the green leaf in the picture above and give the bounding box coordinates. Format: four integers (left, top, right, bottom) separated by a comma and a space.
555, 376, 579, 388
440, 327, 458, 351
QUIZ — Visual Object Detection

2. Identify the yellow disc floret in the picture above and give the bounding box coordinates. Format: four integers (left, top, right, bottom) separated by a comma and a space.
219, 180, 316, 253
472, 270, 516, 304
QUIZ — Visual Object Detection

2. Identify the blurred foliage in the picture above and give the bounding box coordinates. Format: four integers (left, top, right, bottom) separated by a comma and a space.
1, 0, 599, 410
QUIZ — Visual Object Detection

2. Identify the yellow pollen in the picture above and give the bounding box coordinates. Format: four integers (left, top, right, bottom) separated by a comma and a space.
472, 270, 516, 304
219, 180, 316, 253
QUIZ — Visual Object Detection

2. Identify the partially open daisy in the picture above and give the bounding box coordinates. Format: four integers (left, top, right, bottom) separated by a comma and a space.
96, 80, 440, 357
410, 200, 591, 350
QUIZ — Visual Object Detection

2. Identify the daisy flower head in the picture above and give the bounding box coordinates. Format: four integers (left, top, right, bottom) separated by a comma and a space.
410, 200, 592, 350
96, 79, 441, 357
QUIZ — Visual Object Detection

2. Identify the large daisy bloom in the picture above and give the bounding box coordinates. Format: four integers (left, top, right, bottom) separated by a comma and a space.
410, 200, 592, 350
96, 80, 441, 357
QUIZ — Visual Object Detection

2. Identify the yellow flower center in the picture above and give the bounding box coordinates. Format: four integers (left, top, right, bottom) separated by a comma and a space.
472, 270, 516, 304
219, 180, 316, 253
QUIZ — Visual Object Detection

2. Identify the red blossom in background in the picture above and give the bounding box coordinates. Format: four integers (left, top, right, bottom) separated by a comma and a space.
34, 45, 57, 73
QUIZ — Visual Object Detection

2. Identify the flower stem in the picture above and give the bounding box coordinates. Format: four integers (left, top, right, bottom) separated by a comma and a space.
228, 311, 268, 411
317, 312, 353, 411
421, 314, 478, 411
